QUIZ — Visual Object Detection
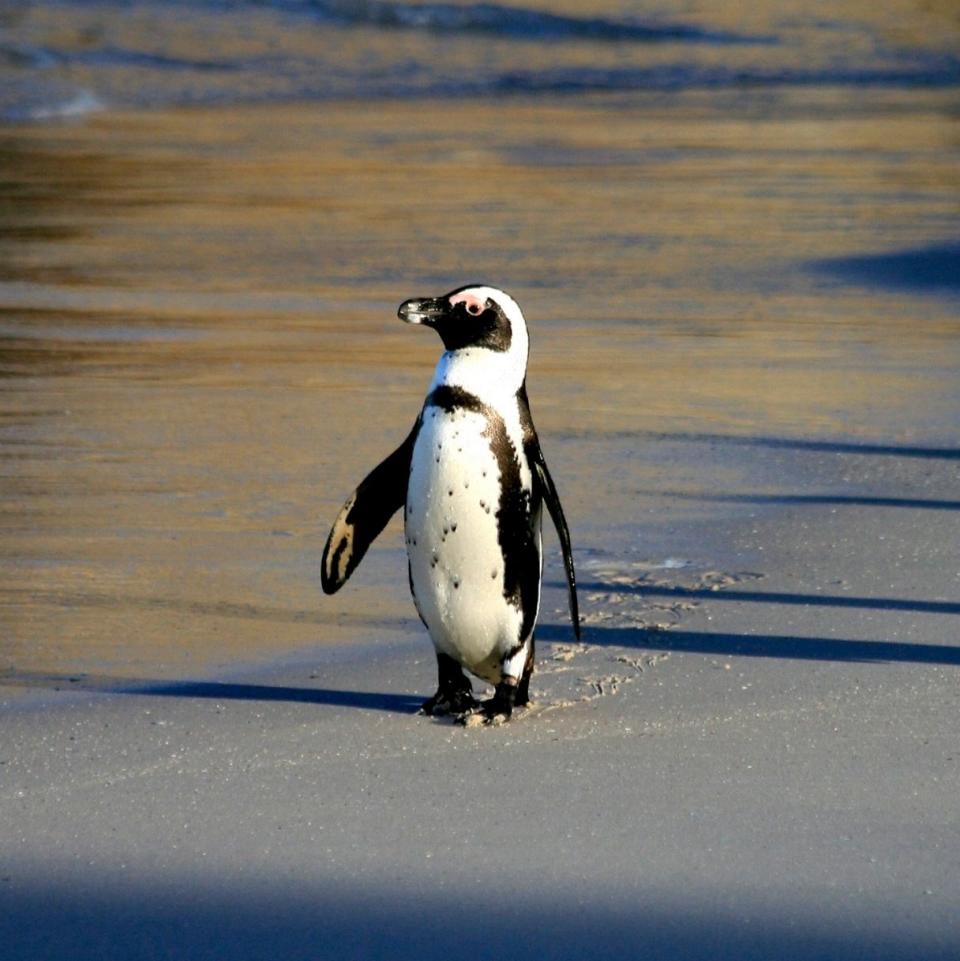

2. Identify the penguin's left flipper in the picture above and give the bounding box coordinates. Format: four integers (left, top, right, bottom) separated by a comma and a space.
530, 448, 581, 641
321, 424, 418, 594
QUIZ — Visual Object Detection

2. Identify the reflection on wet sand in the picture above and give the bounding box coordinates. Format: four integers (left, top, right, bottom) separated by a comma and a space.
1, 88, 958, 683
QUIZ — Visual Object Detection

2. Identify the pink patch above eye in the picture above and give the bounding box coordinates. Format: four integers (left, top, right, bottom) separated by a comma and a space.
449, 292, 486, 315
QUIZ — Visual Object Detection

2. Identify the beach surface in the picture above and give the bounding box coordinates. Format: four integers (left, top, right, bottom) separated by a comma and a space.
2, 2, 960, 956
2, 421, 959, 960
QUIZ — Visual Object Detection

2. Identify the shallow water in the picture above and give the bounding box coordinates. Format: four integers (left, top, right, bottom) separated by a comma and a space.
2, 0, 959, 120
1, 2, 959, 686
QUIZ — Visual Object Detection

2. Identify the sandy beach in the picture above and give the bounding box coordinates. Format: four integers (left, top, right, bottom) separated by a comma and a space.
2, 2, 960, 955
2, 429, 959, 960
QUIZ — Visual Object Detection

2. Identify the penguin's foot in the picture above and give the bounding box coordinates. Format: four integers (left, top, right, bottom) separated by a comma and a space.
455, 679, 517, 726
419, 686, 479, 717
420, 652, 478, 717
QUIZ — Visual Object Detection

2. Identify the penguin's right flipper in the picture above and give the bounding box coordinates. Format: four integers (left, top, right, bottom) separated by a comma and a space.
531, 454, 581, 640
321, 424, 417, 594
517, 385, 580, 640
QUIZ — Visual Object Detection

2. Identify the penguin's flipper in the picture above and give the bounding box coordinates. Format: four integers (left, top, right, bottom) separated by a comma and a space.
321, 425, 417, 594
531, 451, 581, 641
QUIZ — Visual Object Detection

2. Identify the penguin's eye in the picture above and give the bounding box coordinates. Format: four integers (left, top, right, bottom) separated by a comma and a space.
466, 302, 482, 316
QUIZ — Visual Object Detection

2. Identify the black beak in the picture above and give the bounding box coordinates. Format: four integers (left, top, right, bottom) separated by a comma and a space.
398, 297, 448, 327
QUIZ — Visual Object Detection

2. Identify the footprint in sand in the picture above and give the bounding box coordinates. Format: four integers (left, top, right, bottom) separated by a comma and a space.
528, 558, 764, 715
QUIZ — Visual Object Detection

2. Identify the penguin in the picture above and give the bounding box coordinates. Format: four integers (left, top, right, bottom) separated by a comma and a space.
321, 285, 579, 724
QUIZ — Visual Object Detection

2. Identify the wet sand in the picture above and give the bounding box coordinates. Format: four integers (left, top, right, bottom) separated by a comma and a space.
2, 89, 958, 681
1, 86, 959, 958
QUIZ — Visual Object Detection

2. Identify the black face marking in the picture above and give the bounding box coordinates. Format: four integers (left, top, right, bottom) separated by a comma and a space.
426, 384, 541, 638
403, 287, 513, 353
442, 297, 512, 353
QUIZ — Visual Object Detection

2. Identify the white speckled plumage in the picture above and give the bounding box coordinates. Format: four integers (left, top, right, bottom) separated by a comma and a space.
406, 397, 540, 683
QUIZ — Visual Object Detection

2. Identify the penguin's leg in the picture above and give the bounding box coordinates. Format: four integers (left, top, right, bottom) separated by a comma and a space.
420, 652, 478, 717
457, 636, 531, 725
515, 636, 535, 707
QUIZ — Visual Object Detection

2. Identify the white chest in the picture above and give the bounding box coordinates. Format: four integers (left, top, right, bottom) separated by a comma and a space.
405, 402, 535, 681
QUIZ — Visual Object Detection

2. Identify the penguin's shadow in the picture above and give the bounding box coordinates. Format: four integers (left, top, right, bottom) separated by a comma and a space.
9, 603, 959, 714
536, 623, 960, 667
1, 672, 424, 714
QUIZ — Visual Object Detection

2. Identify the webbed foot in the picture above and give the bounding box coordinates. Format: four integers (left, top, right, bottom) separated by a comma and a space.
419, 652, 477, 717
420, 687, 479, 717
455, 679, 517, 726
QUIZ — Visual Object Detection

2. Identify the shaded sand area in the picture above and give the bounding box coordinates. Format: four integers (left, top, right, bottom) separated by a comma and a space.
2, 86, 959, 959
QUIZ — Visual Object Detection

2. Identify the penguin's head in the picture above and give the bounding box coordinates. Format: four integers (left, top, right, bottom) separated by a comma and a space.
398, 285, 525, 355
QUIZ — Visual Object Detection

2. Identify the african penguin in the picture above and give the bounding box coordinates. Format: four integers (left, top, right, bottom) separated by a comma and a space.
321, 285, 579, 724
